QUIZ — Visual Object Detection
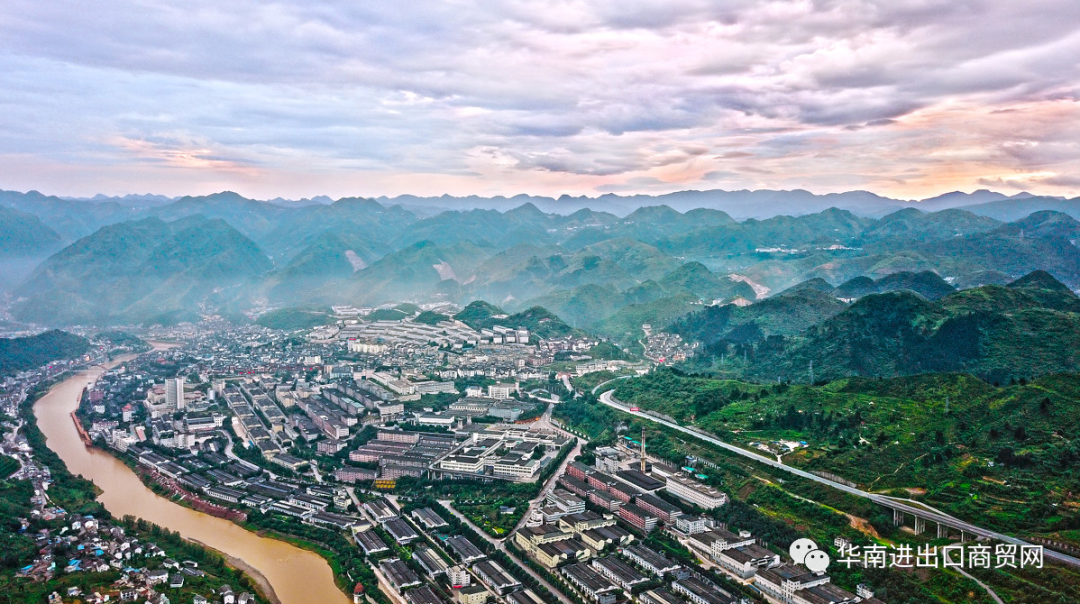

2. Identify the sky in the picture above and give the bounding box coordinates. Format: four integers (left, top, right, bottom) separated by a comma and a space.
1, 0, 1079, 201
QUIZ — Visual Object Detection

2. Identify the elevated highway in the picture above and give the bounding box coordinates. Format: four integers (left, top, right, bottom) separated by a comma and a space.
598, 390, 1080, 567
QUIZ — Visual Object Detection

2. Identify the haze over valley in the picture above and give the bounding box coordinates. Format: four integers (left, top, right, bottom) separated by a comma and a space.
3, 187, 1079, 334
6, 2, 1080, 604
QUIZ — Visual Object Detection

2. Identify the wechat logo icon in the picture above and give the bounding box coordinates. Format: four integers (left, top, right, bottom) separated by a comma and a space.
789, 538, 830, 573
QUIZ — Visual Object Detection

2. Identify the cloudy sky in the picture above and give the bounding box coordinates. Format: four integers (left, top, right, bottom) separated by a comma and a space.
1, 0, 1079, 200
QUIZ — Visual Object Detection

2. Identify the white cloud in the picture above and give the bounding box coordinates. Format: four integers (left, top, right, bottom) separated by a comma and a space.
0, 1, 1077, 199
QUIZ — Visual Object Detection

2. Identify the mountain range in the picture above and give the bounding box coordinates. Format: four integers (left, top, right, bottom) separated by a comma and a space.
2, 188, 1079, 332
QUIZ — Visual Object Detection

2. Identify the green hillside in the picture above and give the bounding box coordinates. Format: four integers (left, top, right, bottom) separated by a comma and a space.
833, 270, 955, 300
687, 271, 1080, 383
506, 307, 574, 338
658, 261, 757, 301
0, 330, 90, 376
668, 287, 848, 345
414, 310, 449, 325
527, 284, 621, 329
611, 368, 1080, 536
454, 300, 506, 327
367, 307, 415, 321
14, 216, 272, 325
455, 301, 577, 340
255, 307, 335, 330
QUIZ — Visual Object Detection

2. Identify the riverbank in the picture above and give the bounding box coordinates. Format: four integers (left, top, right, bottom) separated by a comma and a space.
31, 347, 351, 604
190, 538, 282, 604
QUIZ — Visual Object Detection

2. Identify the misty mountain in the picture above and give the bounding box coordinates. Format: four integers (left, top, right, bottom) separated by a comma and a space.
145, 191, 298, 242
914, 189, 1013, 209
260, 229, 385, 305
953, 195, 1080, 222
657, 262, 757, 301
858, 207, 1002, 245
459, 239, 683, 305
14, 215, 271, 325
653, 207, 870, 260
669, 287, 849, 346
0, 189, 138, 240
258, 196, 416, 261
377, 188, 909, 219
0, 206, 67, 293
561, 205, 737, 249
915, 211, 1080, 288
517, 259, 757, 338
7, 184, 1080, 329
0, 206, 62, 257
327, 240, 493, 305
64, 193, 178, 207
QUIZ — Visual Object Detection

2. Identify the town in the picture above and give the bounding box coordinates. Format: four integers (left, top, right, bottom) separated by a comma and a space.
0, 335, 263, 604
6, 306, 889, 604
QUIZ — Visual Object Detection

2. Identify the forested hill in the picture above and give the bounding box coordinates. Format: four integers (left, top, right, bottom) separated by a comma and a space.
674, 270, 1080, 383
603, 368, 1080, 536
454, 301, 580, 340
0, 330, 90, 376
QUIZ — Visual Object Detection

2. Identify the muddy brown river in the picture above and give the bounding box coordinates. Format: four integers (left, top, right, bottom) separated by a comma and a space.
32, 353, 350, 604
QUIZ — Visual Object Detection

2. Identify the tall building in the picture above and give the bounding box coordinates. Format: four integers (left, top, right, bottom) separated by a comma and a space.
487, 382, 517, 400
166, 377, 186, 410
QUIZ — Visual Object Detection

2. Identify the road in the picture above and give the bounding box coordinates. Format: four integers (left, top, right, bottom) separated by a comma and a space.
216, 429, 237, 459
215, 428, 284, 481
512, 441, 581, 535
956, 567, 1005, 604
434, 406, 581, 604
590, 375, 632, 395
439, 500, 574, 604
598, 390, 1080, 568
509, 403, 583, 534
345, 486, 364, 514
560, 375, 576, 398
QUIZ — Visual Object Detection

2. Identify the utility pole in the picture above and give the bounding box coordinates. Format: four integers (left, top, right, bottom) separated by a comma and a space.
809, 360, 814, 385
945, 395, 950, 414
640, 427, 647, 473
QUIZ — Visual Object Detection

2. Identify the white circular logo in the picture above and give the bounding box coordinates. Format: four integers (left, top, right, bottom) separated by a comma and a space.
789, 538, 818, 564
805, 549, 831, 573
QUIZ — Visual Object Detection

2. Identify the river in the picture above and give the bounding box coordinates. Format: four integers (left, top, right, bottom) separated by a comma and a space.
32, 351, 351, 604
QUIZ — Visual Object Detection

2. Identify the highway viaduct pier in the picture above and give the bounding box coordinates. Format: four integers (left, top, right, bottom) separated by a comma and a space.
888, 505, 969, 540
